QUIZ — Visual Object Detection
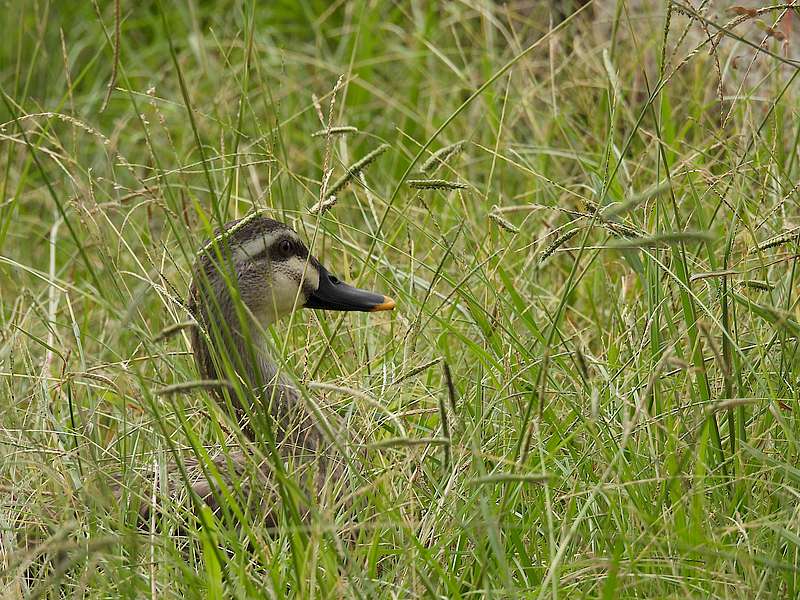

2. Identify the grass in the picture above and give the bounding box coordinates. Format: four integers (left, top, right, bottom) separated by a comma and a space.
2, 0, 800, 596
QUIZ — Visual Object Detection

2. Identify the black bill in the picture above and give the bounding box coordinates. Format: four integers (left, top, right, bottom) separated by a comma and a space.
305, 265, 395, 312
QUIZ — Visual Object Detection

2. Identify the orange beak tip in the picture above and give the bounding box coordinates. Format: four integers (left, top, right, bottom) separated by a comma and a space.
370, 296, 396, 312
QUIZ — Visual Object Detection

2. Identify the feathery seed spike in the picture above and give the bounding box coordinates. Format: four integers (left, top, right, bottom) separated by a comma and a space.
582, 198, 600, 214
311, 125, 359, 138
740, 279, 774, 292
394, 357, 443, 385
407, 179, 468, 190
604, 221, 642, 238
420, 140, 465, 174
755, 227, 800, 252
577, 198, 642, 238
540, 228, 581, 264
488, 211, 519, 233
308, 196, 338, 215
321, 143, 390, 202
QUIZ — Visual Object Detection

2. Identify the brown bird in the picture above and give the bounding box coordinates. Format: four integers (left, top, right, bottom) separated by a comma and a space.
140, 214, 394, 525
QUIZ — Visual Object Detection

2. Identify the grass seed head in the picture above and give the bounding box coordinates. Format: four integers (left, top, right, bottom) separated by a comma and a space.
488, 210, 519, 233
311, 125, 359, 138
309, 196, 338, 215
407, 179, 468, 190
740, 279, 774, 291
539, 228, 581, 264
420, 140, 465, 174
754, 227, 800, 252
322, 143, 390, 202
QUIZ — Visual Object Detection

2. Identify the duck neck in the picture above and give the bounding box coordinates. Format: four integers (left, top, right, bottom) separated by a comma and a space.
195, 311, 323, 447
224, 320, 299, 422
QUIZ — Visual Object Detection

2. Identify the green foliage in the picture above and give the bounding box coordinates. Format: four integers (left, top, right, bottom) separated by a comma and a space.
2, 0, 800, 597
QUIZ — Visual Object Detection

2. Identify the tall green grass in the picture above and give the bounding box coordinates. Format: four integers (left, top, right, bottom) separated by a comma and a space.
2, 0, 800, 596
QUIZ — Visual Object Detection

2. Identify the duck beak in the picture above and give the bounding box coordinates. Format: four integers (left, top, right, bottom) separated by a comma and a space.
305, 264, 395, 312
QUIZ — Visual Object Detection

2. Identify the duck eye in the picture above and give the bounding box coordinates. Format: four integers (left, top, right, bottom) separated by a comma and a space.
279, 240, 292, 255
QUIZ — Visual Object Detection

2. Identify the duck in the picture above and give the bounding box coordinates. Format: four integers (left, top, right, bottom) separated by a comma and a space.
137, 213, 395, 526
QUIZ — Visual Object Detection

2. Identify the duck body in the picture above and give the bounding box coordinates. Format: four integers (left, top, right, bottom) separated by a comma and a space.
145, 215, 393, 521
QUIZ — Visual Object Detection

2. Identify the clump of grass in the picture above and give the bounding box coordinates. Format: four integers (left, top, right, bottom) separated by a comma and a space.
7, 1, 800, 597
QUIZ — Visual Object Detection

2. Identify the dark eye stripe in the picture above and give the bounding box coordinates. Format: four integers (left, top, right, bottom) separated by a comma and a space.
268, 245, 288, 262
251, 238, 309, 263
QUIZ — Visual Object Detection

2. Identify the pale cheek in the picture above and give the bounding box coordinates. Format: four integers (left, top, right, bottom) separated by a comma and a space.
300, 261, 319, 290
267, 273, 304, 319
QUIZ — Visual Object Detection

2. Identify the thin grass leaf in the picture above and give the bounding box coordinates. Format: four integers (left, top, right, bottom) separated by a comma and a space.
741, 442, 800, 486
708, 397, 760, 413
442, 360, 458, 415
602, 180, 671, 218
435, 373, 452, 469
690, 269, 739, 282
732, 291, 800, 337
370, 437, 450, 449
153, 320, 197, 342
608, 231, 714, 248
156, 380, 234, 396
468, 473, 550, 485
